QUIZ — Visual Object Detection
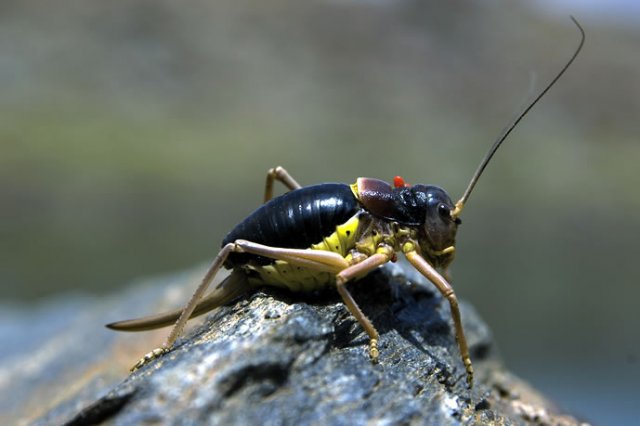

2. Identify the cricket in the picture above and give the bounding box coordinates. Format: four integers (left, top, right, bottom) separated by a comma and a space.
107, 18, 585, 389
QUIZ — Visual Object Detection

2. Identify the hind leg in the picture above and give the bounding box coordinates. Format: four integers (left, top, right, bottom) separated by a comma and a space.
130, 239, 349, 371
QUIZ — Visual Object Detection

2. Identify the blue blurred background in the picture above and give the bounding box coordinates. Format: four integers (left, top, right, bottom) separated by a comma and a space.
1, 1, 639, 424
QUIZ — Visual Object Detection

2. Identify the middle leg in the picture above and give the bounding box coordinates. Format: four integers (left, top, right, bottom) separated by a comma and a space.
263, 166, 302, 203
241, 239, 394, 362
334, 247, 394, 361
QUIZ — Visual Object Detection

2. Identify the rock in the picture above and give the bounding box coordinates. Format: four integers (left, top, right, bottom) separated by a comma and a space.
1, 263, 588, 425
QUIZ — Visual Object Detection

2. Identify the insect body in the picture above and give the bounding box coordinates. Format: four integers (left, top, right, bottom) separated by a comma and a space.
223, 182, 362, 291
224, 180, 457, 291
107, 19, 585, 389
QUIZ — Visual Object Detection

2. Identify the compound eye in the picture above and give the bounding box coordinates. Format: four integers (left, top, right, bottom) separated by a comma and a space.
438, 203, 450, 219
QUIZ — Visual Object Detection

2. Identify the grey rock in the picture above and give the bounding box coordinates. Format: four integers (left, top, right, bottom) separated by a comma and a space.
2, 263, 588, 425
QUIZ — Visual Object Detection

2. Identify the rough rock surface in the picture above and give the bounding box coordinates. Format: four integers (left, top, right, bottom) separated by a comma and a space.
2, 263, 588, 425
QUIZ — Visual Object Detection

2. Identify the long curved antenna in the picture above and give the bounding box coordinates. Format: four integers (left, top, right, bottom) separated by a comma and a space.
452, 17, 585, 218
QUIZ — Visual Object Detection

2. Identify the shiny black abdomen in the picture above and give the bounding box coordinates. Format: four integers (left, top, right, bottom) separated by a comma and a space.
222, 183, 361, 267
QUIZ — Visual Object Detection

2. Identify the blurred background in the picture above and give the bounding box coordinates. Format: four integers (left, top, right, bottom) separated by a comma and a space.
1, 0, 639, 423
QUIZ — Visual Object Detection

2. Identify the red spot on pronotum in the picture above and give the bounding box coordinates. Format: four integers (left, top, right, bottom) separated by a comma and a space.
393, 176, 409, 188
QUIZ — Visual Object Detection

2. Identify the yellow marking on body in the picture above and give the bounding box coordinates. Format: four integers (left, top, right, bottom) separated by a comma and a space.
350, 181, 360, 199
249, 261, 333, 292
355, 225, 394, 258
248, 214, 361, 292
310, 215, 360, 257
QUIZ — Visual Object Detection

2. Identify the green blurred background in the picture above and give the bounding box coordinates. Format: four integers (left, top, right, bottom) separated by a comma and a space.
1, 1, 639, 423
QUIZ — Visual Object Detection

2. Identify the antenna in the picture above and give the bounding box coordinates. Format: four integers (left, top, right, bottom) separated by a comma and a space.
451, 17, 585, 218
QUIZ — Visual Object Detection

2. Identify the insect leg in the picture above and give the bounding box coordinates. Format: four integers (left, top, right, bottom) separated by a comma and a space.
234, 239, 350, 272
264, 166, 302, 203
235, 242, 391, 362
130, 242, 237, 371
334, 249, 394, 362
404, 249, 474, 388
131, 240, 348, 371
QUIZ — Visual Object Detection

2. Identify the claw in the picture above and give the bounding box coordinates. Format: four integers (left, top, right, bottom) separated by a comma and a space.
465, 362, 474, 389
369, 338, 379, 363
130, 347, 169, 372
